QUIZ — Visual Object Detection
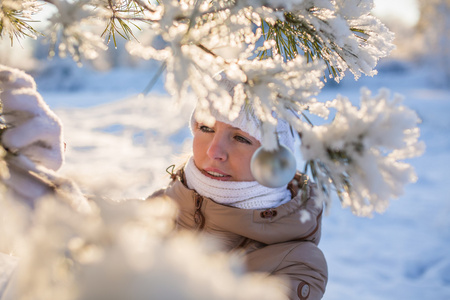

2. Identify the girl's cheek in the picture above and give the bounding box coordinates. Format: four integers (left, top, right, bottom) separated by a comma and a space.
193, 137, 207, 156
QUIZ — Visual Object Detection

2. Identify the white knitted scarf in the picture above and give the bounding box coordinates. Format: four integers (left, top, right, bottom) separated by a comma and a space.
184, 157, 291, 209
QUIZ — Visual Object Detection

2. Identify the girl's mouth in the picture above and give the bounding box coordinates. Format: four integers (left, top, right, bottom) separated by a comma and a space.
207, 171, 226, 177
202, 169, 231, 181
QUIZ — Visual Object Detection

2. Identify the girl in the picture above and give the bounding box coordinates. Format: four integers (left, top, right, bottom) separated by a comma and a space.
149, 88, 328, 300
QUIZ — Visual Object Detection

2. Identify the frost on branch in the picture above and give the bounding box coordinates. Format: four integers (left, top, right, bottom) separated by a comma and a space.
300, 88, 425, 216
332, 0, 395, 79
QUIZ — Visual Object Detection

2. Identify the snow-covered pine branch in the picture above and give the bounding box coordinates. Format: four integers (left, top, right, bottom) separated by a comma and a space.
257, 0, 395, 80
0, 0, 423, 215
124, 0, 392, 144
299, 88, 425, 216
0, 190, 287, 300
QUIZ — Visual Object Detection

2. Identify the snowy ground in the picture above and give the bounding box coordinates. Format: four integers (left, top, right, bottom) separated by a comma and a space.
36, 60, 450, 300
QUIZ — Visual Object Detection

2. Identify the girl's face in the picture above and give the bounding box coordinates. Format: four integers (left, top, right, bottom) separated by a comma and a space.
192, 120, 261, 181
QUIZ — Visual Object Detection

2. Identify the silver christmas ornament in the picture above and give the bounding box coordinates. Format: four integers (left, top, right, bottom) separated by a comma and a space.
250, 144, 297, 188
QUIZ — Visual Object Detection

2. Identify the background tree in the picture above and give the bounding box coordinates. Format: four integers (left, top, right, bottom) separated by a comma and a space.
416, 0, 450, 85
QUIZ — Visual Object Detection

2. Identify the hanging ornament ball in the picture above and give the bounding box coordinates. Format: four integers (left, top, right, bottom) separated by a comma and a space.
250, 144, 297, 188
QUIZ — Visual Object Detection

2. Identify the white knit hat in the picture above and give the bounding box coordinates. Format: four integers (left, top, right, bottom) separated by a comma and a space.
189, 75, 296, 153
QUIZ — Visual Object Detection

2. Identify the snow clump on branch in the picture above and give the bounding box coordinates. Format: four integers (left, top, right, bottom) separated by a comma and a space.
45, 0, 108, 61
299, 88, 425, 216
2, 195, 287, 300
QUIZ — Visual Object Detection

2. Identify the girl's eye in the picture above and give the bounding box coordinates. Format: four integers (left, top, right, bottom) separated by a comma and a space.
199, 125, 214, 133
234, 135, 252, 145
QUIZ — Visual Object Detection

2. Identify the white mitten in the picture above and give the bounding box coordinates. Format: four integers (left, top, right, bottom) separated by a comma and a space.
0, 65, 91, 213
0, 65, 64, 171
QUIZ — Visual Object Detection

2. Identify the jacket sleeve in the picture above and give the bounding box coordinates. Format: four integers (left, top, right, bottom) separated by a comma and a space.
146, 187, 167, 200
245, 241, 328, 300
273, 242, 328, 300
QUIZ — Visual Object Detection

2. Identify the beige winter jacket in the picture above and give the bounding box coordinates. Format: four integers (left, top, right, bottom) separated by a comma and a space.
149, 169, 328, 300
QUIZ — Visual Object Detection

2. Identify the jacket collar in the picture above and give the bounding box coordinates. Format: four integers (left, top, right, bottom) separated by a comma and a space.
168, 174, 322, 245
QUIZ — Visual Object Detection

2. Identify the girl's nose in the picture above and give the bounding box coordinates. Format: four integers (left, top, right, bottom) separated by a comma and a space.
207, 135, 228, 161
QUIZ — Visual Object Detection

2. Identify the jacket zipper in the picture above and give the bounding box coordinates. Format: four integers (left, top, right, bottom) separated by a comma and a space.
193, 191, 206, 230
